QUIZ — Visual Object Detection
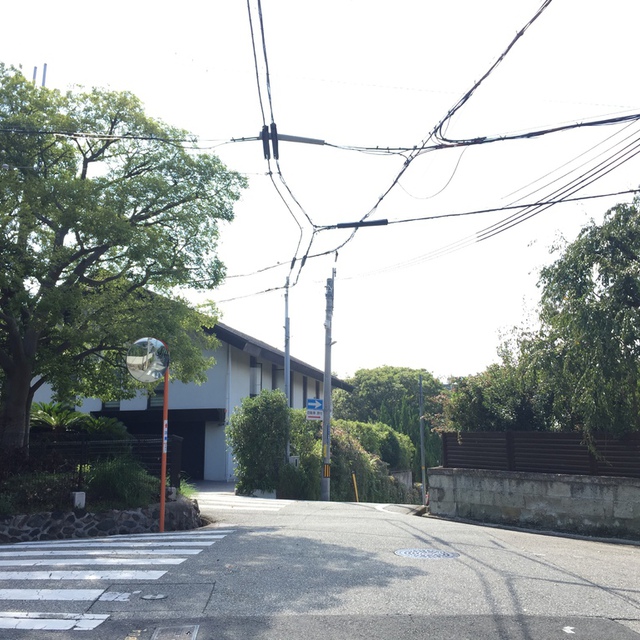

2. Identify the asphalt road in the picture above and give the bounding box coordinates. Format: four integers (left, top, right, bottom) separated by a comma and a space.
1, 483, 639, 639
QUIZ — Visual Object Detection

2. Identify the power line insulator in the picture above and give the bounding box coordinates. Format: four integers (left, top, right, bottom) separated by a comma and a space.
270, 122, 279, 160
261, 125, 270, 159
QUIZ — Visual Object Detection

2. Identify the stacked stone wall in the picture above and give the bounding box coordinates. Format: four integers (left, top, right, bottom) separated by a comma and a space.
0, 496, 202, 543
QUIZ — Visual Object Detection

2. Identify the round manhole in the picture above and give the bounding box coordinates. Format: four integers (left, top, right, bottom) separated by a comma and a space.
394, 548, 460, 559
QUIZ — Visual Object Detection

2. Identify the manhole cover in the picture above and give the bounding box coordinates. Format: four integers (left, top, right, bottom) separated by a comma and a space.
394, 548, 460, 559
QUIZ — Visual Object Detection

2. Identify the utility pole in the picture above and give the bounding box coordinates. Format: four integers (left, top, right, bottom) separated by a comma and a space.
321, 269, 335, 501
419, 374, 427, 506
284, 277, 291, 407
284, 277, 291, 459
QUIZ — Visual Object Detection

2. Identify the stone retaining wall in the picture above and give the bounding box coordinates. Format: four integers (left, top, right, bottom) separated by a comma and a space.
428, 467, 640, 539
0, 496, 203, 543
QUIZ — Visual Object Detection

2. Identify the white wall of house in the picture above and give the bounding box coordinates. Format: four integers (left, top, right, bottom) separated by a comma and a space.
169, 348, 227, 409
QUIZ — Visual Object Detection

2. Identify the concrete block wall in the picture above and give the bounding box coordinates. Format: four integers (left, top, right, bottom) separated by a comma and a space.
427, 467, 640, 538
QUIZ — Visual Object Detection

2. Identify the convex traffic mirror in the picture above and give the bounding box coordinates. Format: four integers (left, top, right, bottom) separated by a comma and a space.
126, 337, 170, 383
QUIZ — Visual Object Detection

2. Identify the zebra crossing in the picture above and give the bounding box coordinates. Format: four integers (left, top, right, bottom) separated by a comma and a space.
195, 485, 294, 515
0, 529, 233, 632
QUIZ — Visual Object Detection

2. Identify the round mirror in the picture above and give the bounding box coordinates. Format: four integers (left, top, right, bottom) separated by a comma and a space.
126, 337, 170, 383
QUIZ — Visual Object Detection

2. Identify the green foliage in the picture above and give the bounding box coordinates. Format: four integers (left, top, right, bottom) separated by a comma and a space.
278, 409, 321, 500
0, 63, 247, 450
79, 415, 133, 440
227, 390, 290, 496
336, 419, 414, 470
443, 359, 553, 433
533, 199, 640, 435
85, 458, 159, 509
441, 197, 640, 437
177, 476, 198, 499
332, 366, 444, 472
0, 471, 76, 516
227, 399, 419, 503
29, 403, 132, 441
30, 402, 87, 433
329, 424, 420, 504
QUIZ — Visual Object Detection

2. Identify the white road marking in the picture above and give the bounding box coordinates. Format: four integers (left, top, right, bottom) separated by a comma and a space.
106, 531, 234, 542
0, 570, 167, 580
196, 494, 294, 514
0, 529, 235, 631
98, 592, 136, 602
0, 541, 217, 549
563, 627, 576, 634
0, 611, 109, 631
0, 533, 230, 551
0, 548, 203, 557
0, 557, 185, 567
0, 589, 104, 601
197, 505, 282, 511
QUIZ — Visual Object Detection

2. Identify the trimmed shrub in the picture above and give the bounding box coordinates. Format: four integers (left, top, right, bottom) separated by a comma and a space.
0, 471, 76, 515
85, 457, 159, 509
227, 390, 290, 496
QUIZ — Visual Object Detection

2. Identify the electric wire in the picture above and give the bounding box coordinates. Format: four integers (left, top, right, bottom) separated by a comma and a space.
256, 0, 275, 124
396, 147, 469, 200
503, 118, 640, 204
434, 0, 554, 143
245, 0, 320, 290
294, 0, 557, 267
476, 131, 640, 243
349, 136, 640, 278
246, 0, 267, 128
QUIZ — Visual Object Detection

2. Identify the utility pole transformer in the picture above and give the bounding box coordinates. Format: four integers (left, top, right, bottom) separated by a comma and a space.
321, 269, 335, 501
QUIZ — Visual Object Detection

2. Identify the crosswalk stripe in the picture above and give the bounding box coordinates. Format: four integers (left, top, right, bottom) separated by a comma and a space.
0, 570, 167, 580
0, 557, 185, 567
2, 533, 229, 550
0, 589, 104, 601
198, 505, 282, 511
0, 611, 109, 631
89, 534, 228, 541
0, 528, 235, 631
0, 548, 203, 557
0, 540, 218, 549
106, 530, 235, 539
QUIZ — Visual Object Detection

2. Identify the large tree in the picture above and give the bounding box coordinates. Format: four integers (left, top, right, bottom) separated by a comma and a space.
532, 198, 640, 435
0, 64, 246, 450
443, 357, 553, 433
443, 197, 640, 437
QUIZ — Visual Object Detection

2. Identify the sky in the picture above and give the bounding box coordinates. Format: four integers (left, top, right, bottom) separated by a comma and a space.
3, 1, 640, 381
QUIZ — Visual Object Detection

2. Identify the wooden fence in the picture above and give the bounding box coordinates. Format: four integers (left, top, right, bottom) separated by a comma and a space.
27, 434, 184, 489
441, 431, 640, 479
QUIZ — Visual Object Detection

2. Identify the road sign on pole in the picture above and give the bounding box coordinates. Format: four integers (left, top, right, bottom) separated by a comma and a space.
306, 398, 324, 420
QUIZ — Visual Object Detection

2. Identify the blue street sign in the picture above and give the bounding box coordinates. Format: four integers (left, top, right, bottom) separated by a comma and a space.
306, 398, 324, 411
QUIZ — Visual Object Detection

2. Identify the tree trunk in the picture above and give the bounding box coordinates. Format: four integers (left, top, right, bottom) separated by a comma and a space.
0, 360, 33, 450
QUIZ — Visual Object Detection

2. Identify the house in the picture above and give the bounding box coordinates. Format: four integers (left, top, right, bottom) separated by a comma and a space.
40, 322, 351, 482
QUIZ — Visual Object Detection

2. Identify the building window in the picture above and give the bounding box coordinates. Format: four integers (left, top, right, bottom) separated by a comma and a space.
302, 376, 308, 408
148, 383, 164, 409
250, 357, 262, 397
102, 400, 121, 411
315, 380, 321, 399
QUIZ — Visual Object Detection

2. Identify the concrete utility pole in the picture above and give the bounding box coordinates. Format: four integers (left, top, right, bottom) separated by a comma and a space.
321, 269, 335, 501
284, 277, 291, 407
284, 277, 291, 459
419, 374, 427, 506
